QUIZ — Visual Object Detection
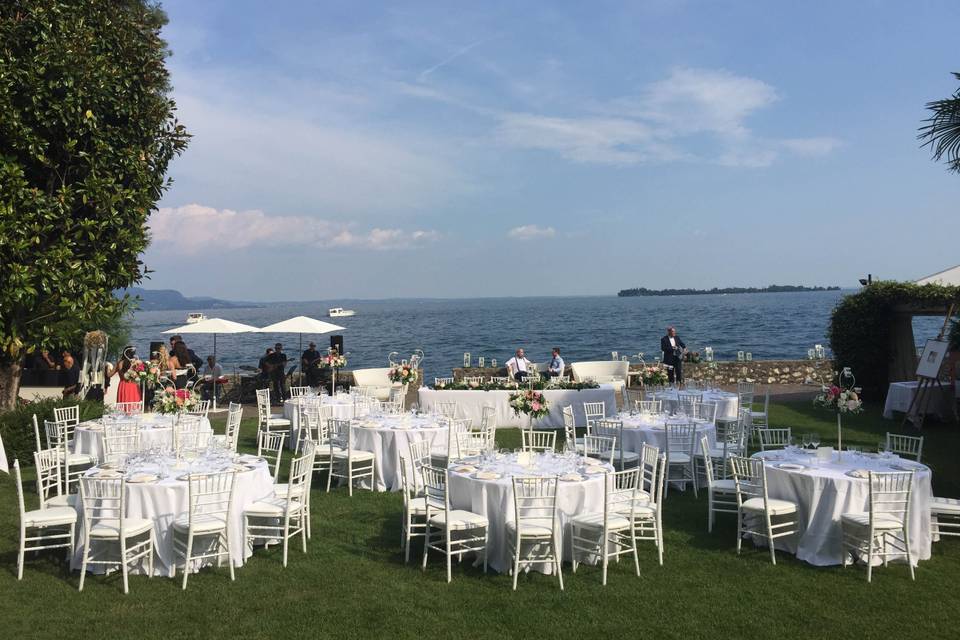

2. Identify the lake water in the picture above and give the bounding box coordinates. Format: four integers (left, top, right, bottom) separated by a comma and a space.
129, 291, 944, 381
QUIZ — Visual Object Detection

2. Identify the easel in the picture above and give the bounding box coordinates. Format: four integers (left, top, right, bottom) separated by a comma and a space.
902, 302, 959, 430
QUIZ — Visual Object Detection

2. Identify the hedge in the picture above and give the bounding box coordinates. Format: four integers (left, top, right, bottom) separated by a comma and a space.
0, 397, 104, 467
828, 281, 959, 395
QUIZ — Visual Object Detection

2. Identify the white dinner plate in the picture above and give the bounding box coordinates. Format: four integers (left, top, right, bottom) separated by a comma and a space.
776, 463, 806, 471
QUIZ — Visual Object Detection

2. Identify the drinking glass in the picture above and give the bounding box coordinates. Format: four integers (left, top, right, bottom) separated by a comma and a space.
801, 433, 811, 449
810, 435, 820, 449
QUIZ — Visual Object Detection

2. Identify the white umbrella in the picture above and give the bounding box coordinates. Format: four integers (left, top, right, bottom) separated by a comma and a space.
163, 318, 259, 410
256, 316, 346, 385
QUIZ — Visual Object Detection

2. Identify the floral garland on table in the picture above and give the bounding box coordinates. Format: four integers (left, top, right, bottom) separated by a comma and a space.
153, 386, 200, 414
813, 384, 863, 414
509, 389, 549, 418
388, 364, 418, 384
318, 354, 347, 369
640, 365, 669, 386
433, 379, 599, 391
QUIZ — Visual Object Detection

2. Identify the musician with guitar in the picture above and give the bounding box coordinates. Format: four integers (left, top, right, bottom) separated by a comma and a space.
263, 343, 289, 403
301, 342, 322, 387
660, 326, 687, 385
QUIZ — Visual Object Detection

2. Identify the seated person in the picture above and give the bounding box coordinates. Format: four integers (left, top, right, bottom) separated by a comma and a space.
505, 348, 532, 382
61, 351, 80, 397
545, 347, 564, 378
201, 355, 224, 401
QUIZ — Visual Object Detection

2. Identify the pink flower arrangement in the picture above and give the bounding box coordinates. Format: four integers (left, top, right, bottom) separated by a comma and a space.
509, 389, 549, 418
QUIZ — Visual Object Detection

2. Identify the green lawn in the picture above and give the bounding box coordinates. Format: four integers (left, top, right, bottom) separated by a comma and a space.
1, 400, 958, 639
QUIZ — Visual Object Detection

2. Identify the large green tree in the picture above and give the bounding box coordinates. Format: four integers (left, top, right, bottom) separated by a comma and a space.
919, 72, 960, 173
0, 0, 189, 408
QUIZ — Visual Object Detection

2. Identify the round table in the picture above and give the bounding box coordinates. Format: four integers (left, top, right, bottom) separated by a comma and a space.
447, 452, 611, 574
614, 412, 716, 454
753, 449, 933, 566
351, 413, 447, 491
652, 389, 739, 420
71, 452, 275, 577
72, 414, 213, 463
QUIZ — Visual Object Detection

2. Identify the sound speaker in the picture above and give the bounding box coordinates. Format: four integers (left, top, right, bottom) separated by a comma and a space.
149, 341, 164, 358
330, 335, 344, 354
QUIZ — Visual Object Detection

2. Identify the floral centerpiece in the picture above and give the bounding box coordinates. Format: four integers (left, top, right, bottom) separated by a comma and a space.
813, 368, 862, 452
640, 365, 669, 386
318, 353, 347, 368
123, 358, 161, 386
388, 364, 418, 384
154, 386, 199, 414
508, 389, 549, 419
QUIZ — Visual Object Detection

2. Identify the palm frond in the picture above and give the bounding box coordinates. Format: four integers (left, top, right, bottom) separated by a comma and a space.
918, 72, 960, 173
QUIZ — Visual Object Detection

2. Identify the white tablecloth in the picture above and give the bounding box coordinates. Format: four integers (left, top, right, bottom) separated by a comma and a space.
71, 453, 275, 576
614, 413, 716, 454
417, 385, 617, 428
284, 395, 360, 449
448, 453, 610, 574
651, 389, 739, 420
72, 414, 213, 462
753, 449, 932, 566
351, 414, 447, 491
0, 429, 7, 472
882, 380, 959, 419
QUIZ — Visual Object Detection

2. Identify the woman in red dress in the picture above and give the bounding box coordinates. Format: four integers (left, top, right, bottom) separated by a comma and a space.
113, 347, 142, 406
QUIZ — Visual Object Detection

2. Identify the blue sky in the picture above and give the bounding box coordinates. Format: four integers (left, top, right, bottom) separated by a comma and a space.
146, 0, 960, 300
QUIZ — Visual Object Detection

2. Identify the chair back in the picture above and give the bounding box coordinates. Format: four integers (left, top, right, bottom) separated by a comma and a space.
434, 377, 454, 386
289, 386, 311, 398
480, 406, 497, 431
187, 400, 211, 419
665, 423, 696, 459
521, 430, 556, 453
257, 430, 287, 480
562, 405, 576, 450
185, 471, 236, 526
436, 402, 458, 419
757, 427, 791, 451
699, 436, 720, 488
445, 418, 471, 459
380, 400, 403, 415
399, 456, 418, 508
868, 471, 914, 524
79, 475, 127, 536
693, 401, 718, 424
885, 433, 923, 462
583, 402, 606, 434
44, 419, 70, 451
462, 376, 484, 385
113, 401, 143, 415
225, 402, 243, 451
605, 468, 640, 522
420, 465, 450, 516
288, 440, 316, 499
677, 391, 702, 415
408, 439, 433, 494
33, 448, 65, 507
255, 389, 272, 426
639, 443, 661, 500
595, 419, 626, 467
511, 476, 558, 527
54, 405, 80, 426
583, 435, 616, 464
636, 400, 662, 415
103, 423, 141, 465
174, 414, 207, 453
456, 430, 488, 459
729, 456, 768, 506
13, 459, 31, 520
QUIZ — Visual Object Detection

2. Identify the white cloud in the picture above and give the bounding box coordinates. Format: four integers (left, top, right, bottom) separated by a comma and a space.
150, 204, 441, 254
780, 137, 843, 156
507, 224, 557, 240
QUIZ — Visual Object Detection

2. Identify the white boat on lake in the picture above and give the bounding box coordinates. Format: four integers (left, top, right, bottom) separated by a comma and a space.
328, 307, 356, 318
186, 312, 208, 324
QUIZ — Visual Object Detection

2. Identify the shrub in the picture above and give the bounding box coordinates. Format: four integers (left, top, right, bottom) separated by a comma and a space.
0, 397, 104, 466
828, 281, 959, 395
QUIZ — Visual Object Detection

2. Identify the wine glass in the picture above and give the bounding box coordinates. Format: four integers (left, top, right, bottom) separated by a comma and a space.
810, 434, 820, 450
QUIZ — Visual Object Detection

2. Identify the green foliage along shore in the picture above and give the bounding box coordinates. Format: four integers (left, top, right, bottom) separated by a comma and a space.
617, 285, 841, 297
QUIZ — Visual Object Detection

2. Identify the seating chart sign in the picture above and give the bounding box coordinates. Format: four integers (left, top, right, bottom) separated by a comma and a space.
916, 339, 949, 379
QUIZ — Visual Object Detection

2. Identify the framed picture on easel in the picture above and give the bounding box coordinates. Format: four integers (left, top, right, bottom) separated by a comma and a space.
916, 339, 949, 379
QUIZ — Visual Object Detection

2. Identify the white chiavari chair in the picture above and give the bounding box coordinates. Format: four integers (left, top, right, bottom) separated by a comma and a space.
462, 376, 484, 385
434, 377, 454, 386
624, 388, 644, 412
699, 436, 737, 532
421, 465, 488, 582
730, 455, 797, 565
289, 386, 311, 398
632, 445, 665, 565
931, 497, 960, 541
44, 419, 95, 494
77, 474, 156, 593
455, 429, 489, 459
480, 405, 497, 431
841, 470, 915, 582
665, 423, 697, 497
488, 376, 510, 384
112, 401, 143, 415
380, 400, 403, 415
508, 476, 563, 590
676, 391, 702, 415
399, 456, 428, 563
33, 448, 76, 509
750, 389, 770, 430
582, 434, 616, 465
102, 423, 141, 467
692, 401, 718, 424
594, 419, 639, 470
53, 405, 80, 426
13, 459, 77, 580
757, 427, 791, 451
885, 433, 923, 462
256, 388, 291, 434
562, 405, 583, 453
326, 419, 375, 496
257, 430, 287, 481
436, 402, 458, 419
244, 441, 315, 567
173, 470, 237, 589
571, 467, 640, 585
174, 414, 208, 455
219, 402, 243, 452
389, 386, 406, 411
431, 418, 470, 468
521, 430, 556, 453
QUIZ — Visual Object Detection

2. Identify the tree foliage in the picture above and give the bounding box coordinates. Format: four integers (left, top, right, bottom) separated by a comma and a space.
0, 0, 189, 405
919, 71, 960, 174
827, 281, 960, 394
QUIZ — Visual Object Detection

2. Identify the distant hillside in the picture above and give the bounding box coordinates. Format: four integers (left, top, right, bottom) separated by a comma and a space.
119, 287, 262, 310
617, 285, 841, 297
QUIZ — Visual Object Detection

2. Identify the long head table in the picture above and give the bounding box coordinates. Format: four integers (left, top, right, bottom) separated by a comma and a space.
417, 385, 617, 428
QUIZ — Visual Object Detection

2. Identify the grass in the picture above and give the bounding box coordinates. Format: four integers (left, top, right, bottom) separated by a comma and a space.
0, 400, 958, 639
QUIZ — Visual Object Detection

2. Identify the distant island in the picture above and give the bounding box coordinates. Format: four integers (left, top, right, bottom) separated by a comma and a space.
117, 287, 263, 311
617, 285, 841, 297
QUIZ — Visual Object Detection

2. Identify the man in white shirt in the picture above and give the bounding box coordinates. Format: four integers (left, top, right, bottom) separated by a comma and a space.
660, 326, 687, 384
505, 348, 531, 382
546, 347, 565, 379
201, 355, 225, 402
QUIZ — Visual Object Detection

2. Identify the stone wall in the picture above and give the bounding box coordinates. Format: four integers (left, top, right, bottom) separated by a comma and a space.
450, 360, 835, 386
